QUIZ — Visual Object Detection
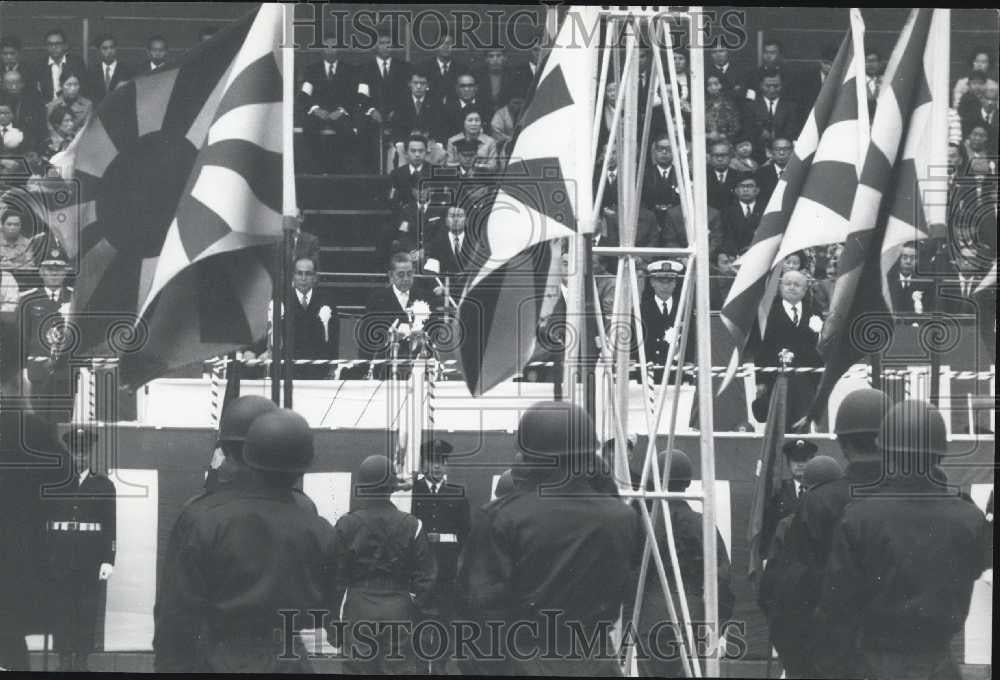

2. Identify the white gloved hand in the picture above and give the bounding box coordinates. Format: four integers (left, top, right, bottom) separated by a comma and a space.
98, 562, 114, 580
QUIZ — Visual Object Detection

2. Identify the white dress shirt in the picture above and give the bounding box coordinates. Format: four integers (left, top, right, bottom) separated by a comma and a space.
392, 285, 410, 310
782, 299, 801, 324
296, 289, 312, 308
655, 295, 673, 316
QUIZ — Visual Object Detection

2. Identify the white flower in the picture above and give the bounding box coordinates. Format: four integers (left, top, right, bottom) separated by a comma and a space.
2, 127, 24, 150
663, 326, 677, 345
911, 290, 923, 300
410, 299, 431, 331
808, 315, 823, 333
317, 305, 332, 324
397, 322, 412, 338
911, 290, 923, 314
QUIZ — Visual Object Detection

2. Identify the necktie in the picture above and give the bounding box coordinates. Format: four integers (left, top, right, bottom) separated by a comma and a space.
717, 171, 725, 183
744, 203, 751, 218
442, 61, 449, 76
380, 60, 387, 78
791, 305, 799, 325
767, 99, 775, 117
51, 291, 58, 302
326, 62, 332, 79
962, 278, 971, 297
104, 64, 111, 87
415, 98, 422, 115
453, 233, 461, 258
662, 168, 669, 182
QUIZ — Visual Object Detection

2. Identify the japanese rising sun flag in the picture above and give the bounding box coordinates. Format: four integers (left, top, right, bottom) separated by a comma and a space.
49, 5, 288, 388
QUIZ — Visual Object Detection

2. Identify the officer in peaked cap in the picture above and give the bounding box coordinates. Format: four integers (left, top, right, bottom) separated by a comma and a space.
43, 424, 116, 672
411, 438, 469, 674
153, 409, 336, 673
457, 401, 641, 675
329, 455, 436, 674
817, 399, 991, 679
637, 449, 734, 677
18, 244, 73, 416
641, 259, 689, 383
760, 438, 817, 557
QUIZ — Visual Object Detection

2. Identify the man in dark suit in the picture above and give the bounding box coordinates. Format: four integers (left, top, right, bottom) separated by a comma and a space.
390, 71, 445, 146
389, 133, 434, 210
960, 81, 998, 142
641, 132, 681, 216
886, 243, 935, 314
140, 35, 169, 73
721, 175, 765, 255
794, 45, 837, 129
707, 46, 749, 100
87, 34, 134, 104
1, 36, 39, 97
933, 245, 989, 316
384, 186, 448, 266
477, 48, 522, 113
754, 269, 824, 429
423, 34, 466, 107
425, 204, 471, 277
411, 438, 471, 675
297, 41, 362, 174
44, 425, 117, 671
288, 256, 338, 379
442, 72, 492, 140
356, 31, 410, 134
510, 38, 545, 104
38, 28, 89, 102
639, 259, 687, 380
748, 73, 800, 154
755, 137, 793, 206
760, 438, 817, 562
1, 70, 46, 150
357, 251, 437, 375
706, 139, 747, 210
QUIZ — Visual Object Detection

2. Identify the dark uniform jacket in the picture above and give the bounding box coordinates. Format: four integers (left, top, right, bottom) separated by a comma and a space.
45, 467, 117, 574
457, 474, 641, 671
389, 162, 434, 210
297, 59, 360, 133
760, 478, 803, 559
18, 286, 73, 388
152, 482, 337, 673
410, 476, 470, 584
356, 57, 411, 123
817, 476, 991, 655
639, 285, 684, 369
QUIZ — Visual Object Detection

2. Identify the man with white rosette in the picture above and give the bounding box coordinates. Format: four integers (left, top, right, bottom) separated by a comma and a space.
753, 269, 825, 430
286, 256, 338, 379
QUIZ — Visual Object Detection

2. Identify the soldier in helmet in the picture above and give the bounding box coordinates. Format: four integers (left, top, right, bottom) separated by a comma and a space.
457, 400, 641, 675
410, 438, 470, 674
43, 425, 117, 671
816, 400, 991, 680
329, 454, 437, 674
636, 450, 734, 677
153, 409, 337, 672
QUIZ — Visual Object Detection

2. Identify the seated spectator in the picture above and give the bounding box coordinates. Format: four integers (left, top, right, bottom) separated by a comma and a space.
960, 81, 998, 143
390, 70, 446, 149
39, 28, 89, 103
886, 242, 934, 314
443, 72, 492, 139
88, 34, 133, 104
642, 132, 681, 218
422, 32, 465, 108
1, 36, 39, 95
445, 110, 497, 170
357, 30, 410, 134
950, 158, 998, 259
710, 250, 738, 310
424, 205, 470, 277
747, 72, 800, 155
490, 96, 524, 158
755, 37, 789, 88
707, 46, 749, 101
478, 49, 521, 113
756, 137, 793, 205
297, 40, 362, 174
389, 134, 434, 210
795, 44, 837, 129
142, 35, 169, 73
952, 47, 998, 109
705, 73, 742, 143
0, 102, 30, 155
706, 139, 746, 210
729, 134, 758, 173
44, 104, 76, 159
3, 70, 46, 151
667, 49, 693, 129
0, 209, 39, 270
721, 175, 764, 255
45, 70, 91, 136
963, 124, 994, 165
811, 248, 840, 319
781, 251, 810, 275
0, 267, 18, 312
934, 245, 990, 315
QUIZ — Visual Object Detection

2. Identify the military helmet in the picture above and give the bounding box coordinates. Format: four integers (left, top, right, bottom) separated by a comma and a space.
834, 388, 891, 435
356, 455, 399, 493
243, 409, 314, 473
877, 399, 948, 457
218, 395, 279, 443
803, 455, 843, 488
656, 449, 693, 484
516, 400, 598, 463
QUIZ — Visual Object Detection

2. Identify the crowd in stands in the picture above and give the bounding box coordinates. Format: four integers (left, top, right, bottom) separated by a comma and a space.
0, 22, 997, 381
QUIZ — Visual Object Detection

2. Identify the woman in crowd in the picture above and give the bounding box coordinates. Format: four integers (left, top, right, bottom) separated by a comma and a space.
46, 70, 92, 137
951, 47, 998, 108
705, 73, 742, 143
45, 105, 77, 160
445, 109, 498, 170
963, 124, 993, 166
